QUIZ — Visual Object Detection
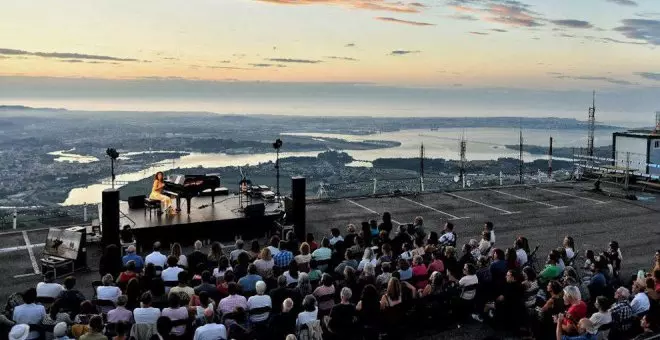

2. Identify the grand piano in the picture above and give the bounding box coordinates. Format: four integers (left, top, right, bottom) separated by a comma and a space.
163, 174, 222, 214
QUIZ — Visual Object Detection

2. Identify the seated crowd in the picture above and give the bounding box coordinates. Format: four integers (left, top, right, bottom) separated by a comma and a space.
2, 214, 660, 340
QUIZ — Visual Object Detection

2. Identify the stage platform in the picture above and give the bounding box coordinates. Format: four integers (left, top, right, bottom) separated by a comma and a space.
121, 195, 283, 250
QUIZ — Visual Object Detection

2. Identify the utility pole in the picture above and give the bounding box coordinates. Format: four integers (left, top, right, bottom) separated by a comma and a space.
420, 143, 425, 192
459, 134, 467, 189
519, 129, 524, 184
548, 137, 553, 179
588, 90, 596, 157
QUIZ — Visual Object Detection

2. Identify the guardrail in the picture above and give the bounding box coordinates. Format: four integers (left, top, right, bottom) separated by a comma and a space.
0, 204, 99, 230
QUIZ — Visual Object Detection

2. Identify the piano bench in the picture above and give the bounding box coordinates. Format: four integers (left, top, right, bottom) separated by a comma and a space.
144, 198, 162, 217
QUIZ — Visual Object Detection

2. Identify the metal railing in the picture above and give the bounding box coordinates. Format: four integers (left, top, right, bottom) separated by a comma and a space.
0, 204, 99, 230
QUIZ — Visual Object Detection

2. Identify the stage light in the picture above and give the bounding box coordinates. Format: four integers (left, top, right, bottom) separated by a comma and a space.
273, 139, 283, 150
106, 147, 120, 188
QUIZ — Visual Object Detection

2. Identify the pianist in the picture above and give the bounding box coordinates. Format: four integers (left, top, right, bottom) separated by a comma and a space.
150, 172, 174, 215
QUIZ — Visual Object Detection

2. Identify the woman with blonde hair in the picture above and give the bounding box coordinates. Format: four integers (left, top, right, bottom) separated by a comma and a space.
254, 247, 274, 278
170, 242, 188, 267
150, 172, 173, 215
295, 242, 312, 272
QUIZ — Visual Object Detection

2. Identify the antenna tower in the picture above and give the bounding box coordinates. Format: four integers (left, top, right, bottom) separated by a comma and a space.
459, 134, 467, 187
588, 90, 596, 157
519, 129, 524, 184
419, 143, 425, 192
548, 137, 553, 179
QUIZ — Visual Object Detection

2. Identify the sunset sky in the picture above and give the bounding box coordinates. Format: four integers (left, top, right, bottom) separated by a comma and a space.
1, 0, 659, 88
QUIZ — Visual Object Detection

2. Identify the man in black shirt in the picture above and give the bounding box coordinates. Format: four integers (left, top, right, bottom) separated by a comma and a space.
325, 287, 356, 337
187, 240, 208, 275
194, 271, 220, 303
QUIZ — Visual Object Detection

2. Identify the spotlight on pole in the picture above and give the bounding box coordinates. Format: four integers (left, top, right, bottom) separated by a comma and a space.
273, 139, 283, 206
106, 148, 120, 189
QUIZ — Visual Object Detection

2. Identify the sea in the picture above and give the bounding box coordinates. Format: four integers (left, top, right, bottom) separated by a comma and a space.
59, 127, 616, 205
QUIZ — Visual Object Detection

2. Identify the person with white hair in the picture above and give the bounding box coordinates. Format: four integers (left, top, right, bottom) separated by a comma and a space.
357, 248, 377, 272
122, 245, 144, 272
230, 239, 248, 264
52, 322, 70, 340
187, 240, 208, 275
630, 279, 651, 316
247, 281, 272, 323
609, 287, 634, 336
193, 308, 227, 340
325, 287, 356, 336
270, 298, 297, 340
96, 274, 121, 303
559, 285, 588, 335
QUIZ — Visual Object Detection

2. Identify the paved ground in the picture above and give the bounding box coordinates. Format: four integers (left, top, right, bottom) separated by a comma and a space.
1, 181, 658, 339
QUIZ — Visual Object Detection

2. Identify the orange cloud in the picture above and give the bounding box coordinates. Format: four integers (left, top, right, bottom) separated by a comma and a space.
376, 17, 435, 26
256, 0, 423, 13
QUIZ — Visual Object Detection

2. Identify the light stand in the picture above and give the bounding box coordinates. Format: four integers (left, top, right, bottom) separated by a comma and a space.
106, 148, 120, 189
273, 139, 283, 207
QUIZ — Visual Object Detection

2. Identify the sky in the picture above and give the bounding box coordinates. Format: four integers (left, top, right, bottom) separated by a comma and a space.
0, 0, 659, 120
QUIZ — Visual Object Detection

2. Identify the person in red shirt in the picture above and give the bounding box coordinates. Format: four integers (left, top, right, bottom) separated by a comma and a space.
559, 285, 587, 335
117, 261, 138, 285
306, 233, 319, 252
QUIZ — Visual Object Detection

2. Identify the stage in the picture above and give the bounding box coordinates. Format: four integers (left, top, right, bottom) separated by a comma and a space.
120, 194, 283, 250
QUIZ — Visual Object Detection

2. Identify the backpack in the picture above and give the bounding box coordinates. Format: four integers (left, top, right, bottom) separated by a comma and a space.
297, 320, 323, 340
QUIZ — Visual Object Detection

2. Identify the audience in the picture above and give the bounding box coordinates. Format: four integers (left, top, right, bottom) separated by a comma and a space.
6, 212, 660, 340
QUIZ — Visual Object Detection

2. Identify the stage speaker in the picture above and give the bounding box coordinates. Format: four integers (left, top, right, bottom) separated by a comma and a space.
291, 176, 306, 241
102, 189, 121, 247
128, 195, 146, 209
245, 203, 265, 218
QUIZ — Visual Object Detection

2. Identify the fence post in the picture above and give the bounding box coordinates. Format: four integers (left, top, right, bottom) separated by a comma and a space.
13, 208, 17, 230
499, 171, 503, 186
372, 179, 377, 195
83, 203, 88, 223
420, 177, 424, 192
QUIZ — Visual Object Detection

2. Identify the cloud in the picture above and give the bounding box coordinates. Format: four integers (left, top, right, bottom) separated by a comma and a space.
249, 63, 287, 68
634, 72, 660, 81
614, 19, 660, 45
325, 56, 359, 61
448, 13, 478, 21
375, 17, 435, 26
447, 0, 544, 28
206, 66, 252, 70
256, 0, 423, 13
0, 47, 142, 62
635, 12, 660, 19
599, 37, 647, 45
162, 57, 179, 61
607, 0, 638, 6
551, 19, 593, 29
469, 31, 489, 35
345, 43, 356, 47
389, 50, 421, 55
553, 74, 637, 85
61, 59, 84, 63
491, 28, 507, 32
266, 58, 323, 63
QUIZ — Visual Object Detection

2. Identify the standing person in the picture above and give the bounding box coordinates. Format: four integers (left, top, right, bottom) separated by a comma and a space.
439, 222, 457, 247
379, 212, 394, 236
99, 244, 123, 279
484, 222, 495, 246
150, 172, 173, 215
